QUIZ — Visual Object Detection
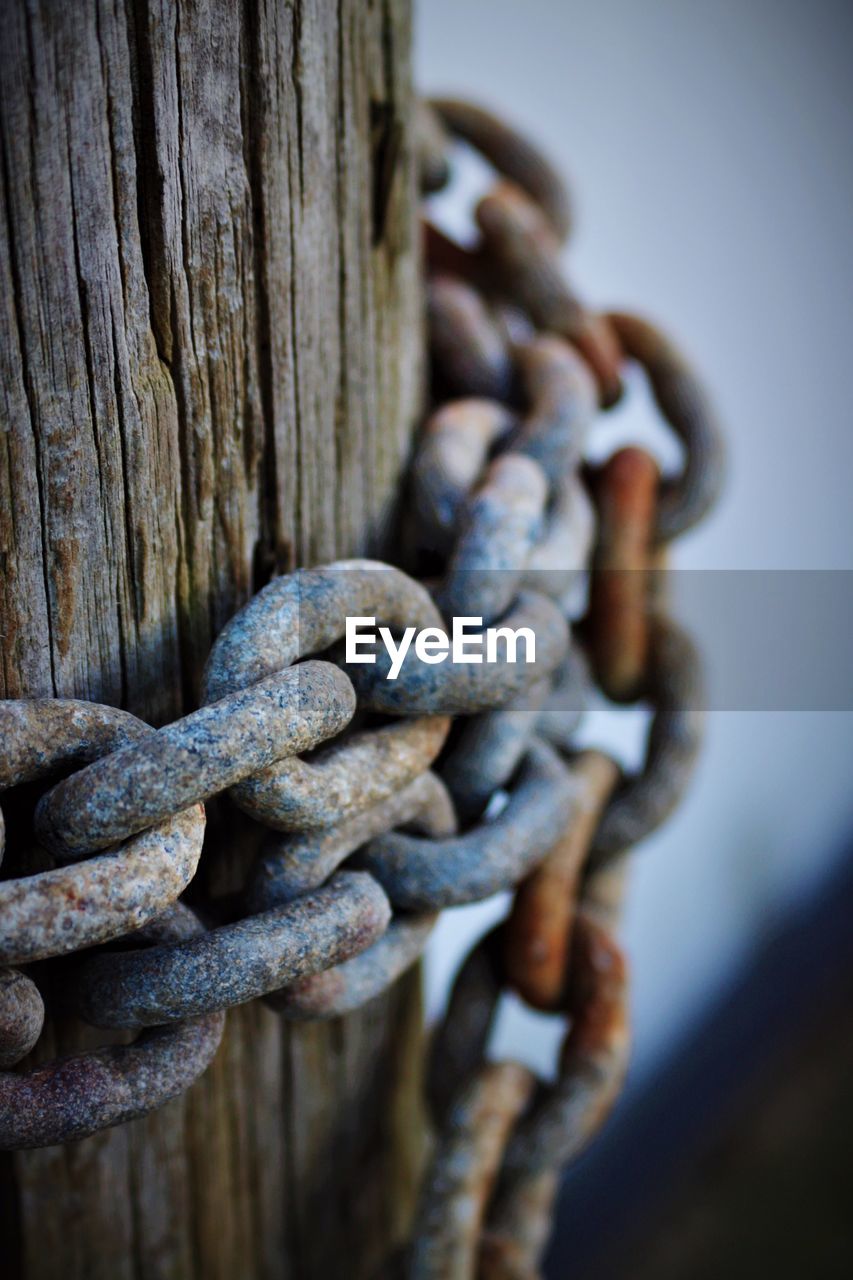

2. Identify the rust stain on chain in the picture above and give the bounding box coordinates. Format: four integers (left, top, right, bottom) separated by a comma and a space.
588, 447, 660, 703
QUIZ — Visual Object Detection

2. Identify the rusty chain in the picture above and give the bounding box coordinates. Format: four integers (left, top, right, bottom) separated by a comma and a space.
0, 93, 723, 1277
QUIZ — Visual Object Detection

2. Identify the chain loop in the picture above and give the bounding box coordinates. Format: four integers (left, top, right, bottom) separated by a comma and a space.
357, 739, 577, 910
265, 912, 438, 1020
229, 715, 450, 832
247, 770, 456, 909
607, 311, 726, 541
428, 98, 573, 244
591, 617, 704, 864
67, 871, 390, 1028
35, 665, 354, 858
0, 1013, 224, 1150
587, 447, 660, 703
0, 699, 206, 967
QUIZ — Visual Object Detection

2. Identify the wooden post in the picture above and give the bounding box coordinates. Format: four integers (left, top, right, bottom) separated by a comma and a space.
0, 1, 424, 1276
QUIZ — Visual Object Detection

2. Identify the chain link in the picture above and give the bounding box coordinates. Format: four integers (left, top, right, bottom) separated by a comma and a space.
0, 92, 723, 1276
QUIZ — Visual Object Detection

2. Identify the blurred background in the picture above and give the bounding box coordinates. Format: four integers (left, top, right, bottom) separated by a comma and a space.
416, 1, 853, 1273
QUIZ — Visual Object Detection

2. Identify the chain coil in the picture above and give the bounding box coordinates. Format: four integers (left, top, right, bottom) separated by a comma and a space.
1, 93, 723, 1277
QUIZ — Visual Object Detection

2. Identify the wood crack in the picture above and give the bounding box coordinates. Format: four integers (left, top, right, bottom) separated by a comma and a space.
0, 14, 56, 695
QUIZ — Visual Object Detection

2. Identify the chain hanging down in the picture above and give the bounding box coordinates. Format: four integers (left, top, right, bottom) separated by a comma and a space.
0, 93, 723, 1277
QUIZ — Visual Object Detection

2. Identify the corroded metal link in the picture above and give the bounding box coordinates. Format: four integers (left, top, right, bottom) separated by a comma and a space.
0, 698, 152, 789
427, 276, 513, 402
476, 184, 623, 406
592, 617, 704, 863
340, 591, 569, 716
203, 560, 443, 702
247, 770, 456, 910
429, 97, 573, 243
35, 664, 355, 859
0, 896, 216, 1146
424, 880, 629, 1268
0, 808, 205, 967
421, 851, 631, 1277
426, 926, 505, 1126
266, 912, 437, 1019
587, 447, 660, 702
510, 335, 598, 485
356, 739, 578, 910
436, 455, 549, 625
608, 311, 726, 541
504, 750, 619, 1010
488, 908, 630, 1208
0, 968, 45, 1068
478, 1170, 560, 1280
69, 871, 391, 1029
0, 1012, 225, 1150
477, 183, 575, 327
410, 350, 596, 583
440, 678, 551, 824
409, 1062, 537, 1280
410, 399, 517, 556
0, 701, 206, 965
200, 562, 449, 832
229, 715, 450, 832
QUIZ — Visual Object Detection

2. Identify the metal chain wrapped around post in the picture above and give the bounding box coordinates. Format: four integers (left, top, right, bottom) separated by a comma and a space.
0, 93, 723, 1276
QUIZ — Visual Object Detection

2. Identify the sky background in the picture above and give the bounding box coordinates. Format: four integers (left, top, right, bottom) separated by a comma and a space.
415, 0, 853, 1082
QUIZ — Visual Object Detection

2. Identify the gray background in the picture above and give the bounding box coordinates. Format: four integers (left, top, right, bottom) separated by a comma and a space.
416, 0, 853, 1080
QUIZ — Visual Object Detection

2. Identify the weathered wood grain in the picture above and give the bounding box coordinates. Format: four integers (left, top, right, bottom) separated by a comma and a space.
0, 1, 424, 1275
